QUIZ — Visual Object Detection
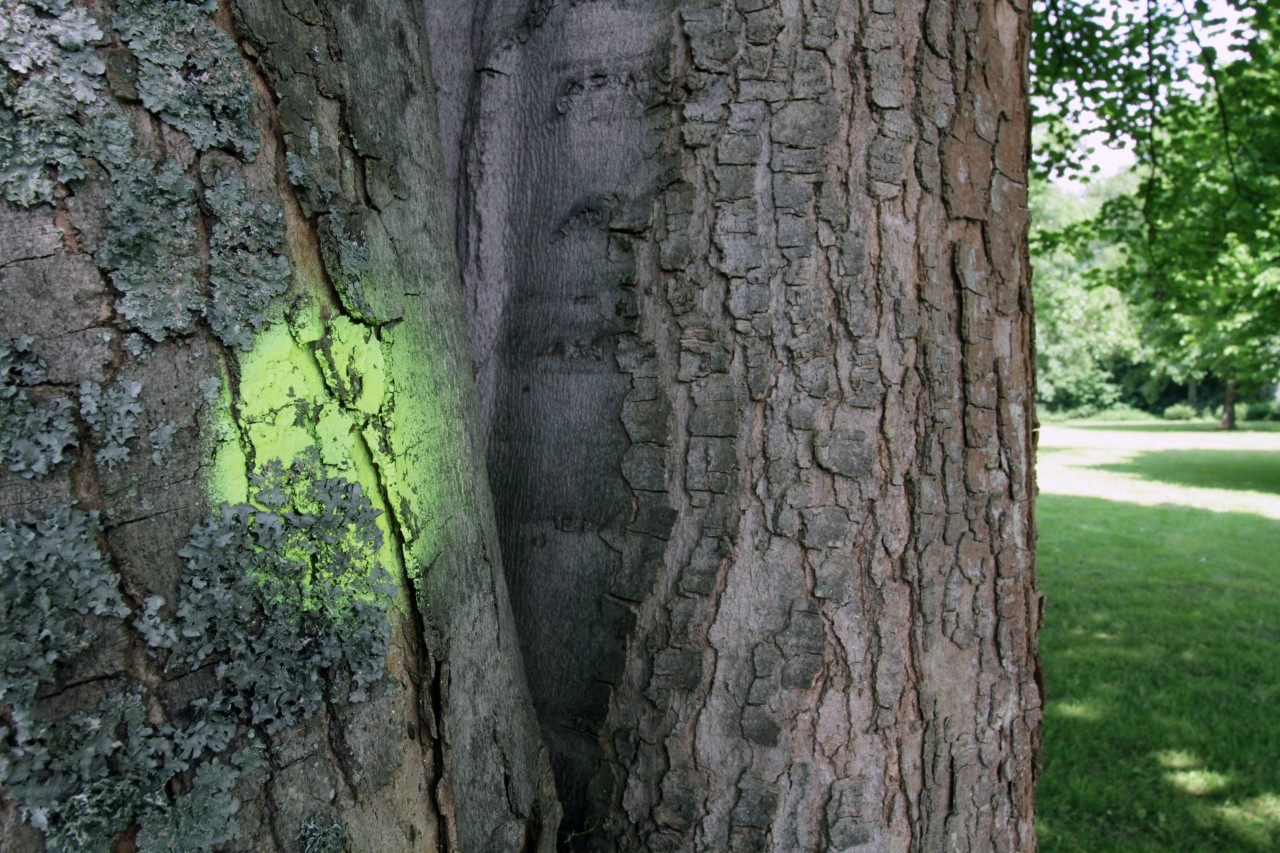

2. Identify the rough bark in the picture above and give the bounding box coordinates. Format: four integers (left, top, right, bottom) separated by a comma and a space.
0, 1, 556, 850
431, 0, 1041, 850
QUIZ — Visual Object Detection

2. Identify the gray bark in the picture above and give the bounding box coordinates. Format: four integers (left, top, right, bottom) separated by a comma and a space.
430, 0, 1041, 849
0, 1, 556, 850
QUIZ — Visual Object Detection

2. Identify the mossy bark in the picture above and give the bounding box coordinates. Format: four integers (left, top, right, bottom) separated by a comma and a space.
0, 1, 556, 850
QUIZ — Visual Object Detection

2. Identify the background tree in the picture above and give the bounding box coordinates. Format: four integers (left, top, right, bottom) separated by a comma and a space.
1033, 0, 1280, 426
1098, 4, 1280, 426
1030, 176, 1148, 415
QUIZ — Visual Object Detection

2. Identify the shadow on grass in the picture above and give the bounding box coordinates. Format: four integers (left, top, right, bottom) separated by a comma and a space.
1094, 449, 1280, 496
1071, 421, 1280, 434
1037, 495, 1280, 852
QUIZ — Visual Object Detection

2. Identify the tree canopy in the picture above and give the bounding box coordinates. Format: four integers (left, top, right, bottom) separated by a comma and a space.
1033, 0, 1280, 424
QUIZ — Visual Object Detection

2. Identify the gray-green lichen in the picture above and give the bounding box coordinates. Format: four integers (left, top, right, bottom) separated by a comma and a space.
141, 456, 393, 729
96, 153, 203, 342
113, 0, 258, 158
319, 211, 374, 321
299, 810, 349, 853
0, 505, 127, 718
79, 106, 135, 173
135, 754, 260, 852
79, 377, 143, 469
285, 150, 313, 189
147, 420, 179, 465
0, 507, 135, 849
5, 687, 256, 852
3, 458, 392, 849
87, 114, 291, 349
0, 0, 260, 208
204, 171, 291, 350
0, 336, 78, 478
0, 0, 105, 206
1, 337, 152, 475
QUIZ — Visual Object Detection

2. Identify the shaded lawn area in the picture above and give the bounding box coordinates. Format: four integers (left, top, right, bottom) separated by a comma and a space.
1071, 422, 1280, 434
1037, 495, 1280, 852
1096, 450, 1280, 496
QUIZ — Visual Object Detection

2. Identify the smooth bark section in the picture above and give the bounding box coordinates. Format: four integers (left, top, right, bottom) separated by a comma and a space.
434, 0, 1041, 848
430, 0, 681, 825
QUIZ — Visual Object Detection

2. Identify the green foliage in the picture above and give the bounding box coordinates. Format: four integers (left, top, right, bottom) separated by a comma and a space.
1162, 402, 1197, 420
113, 0, 258, 157
1240, 400, 1280, 421
0, 0, 105, 205
204, 171, 292, 351
1032, 0, 1235, 180
1040, 404, 1163, 424
1034, 2, 1280, 408
0, 336, 78, 478
1031, 179, 1147, 413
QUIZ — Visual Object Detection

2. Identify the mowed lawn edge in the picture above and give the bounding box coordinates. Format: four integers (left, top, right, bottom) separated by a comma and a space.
1036, 426, 1280, 852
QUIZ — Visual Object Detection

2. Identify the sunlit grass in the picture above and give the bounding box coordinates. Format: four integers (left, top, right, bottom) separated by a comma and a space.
1036, 463, 1280, 851
1037, 424, 1280, 519
1166, 769, 1232, 797
1216, 795, 1280, 848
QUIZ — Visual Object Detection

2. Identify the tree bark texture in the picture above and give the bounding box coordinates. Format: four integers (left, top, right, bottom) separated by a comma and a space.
0, 1, 556, 850
430, 0, 1041, 850
1219, 377, 1237, 430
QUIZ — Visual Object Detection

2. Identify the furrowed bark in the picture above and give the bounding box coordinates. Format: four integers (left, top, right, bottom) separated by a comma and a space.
431, 0, 1041, 849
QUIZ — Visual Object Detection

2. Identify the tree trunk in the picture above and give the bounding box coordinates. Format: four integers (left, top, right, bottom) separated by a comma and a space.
431, 0, 1040, 849
0, 1, 556, 850
1218, 376, 1237, 430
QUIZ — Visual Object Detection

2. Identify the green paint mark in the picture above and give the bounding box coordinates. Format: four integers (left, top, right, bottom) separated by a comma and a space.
204, 290, 416, 588
314, 315, 387, 416
372, 323, 461, 578
315, 400, 356, 472
203, 373, 249, 505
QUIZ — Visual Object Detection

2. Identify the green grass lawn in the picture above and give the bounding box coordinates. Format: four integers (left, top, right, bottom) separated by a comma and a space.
1037, 490, 1280, 850
1097, 450, 1280, 496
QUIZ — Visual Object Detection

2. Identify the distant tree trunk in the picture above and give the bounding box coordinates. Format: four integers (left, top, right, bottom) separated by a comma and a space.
431, 0, 1041, 849
1220, 376, 1238, 430
0, 1, 556, 850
